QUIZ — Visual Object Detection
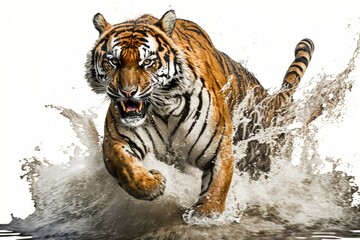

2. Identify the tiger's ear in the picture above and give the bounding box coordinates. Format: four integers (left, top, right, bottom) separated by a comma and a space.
93, 13, 111, 34
156, 10, 176, 36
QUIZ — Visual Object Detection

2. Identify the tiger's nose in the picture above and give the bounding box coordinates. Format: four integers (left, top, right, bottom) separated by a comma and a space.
119, 86, 138, 98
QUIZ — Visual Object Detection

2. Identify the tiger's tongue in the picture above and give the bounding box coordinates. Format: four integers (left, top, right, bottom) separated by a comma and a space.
126, 105, 138, 111
121, 100, 143, 113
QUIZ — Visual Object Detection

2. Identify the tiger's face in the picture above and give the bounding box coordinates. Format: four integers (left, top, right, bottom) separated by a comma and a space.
86, 11, 191, 127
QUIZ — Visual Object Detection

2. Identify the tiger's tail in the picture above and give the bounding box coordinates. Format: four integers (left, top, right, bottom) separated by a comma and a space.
258, 39, 315, 127
281, 38, 315, 93
282, 38, 323, 125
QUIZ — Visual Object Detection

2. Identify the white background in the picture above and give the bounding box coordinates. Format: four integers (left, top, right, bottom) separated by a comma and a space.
1, 0, 359, 224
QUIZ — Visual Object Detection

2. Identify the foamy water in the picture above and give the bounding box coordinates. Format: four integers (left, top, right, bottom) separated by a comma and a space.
4, 37, 360, 240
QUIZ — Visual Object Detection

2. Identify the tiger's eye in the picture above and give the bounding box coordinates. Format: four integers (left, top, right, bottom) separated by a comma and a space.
110, 58, 118, 66
143, 59, 152, 66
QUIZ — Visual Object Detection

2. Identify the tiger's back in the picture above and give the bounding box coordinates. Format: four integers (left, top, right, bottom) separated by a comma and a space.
171, 18, 268, 113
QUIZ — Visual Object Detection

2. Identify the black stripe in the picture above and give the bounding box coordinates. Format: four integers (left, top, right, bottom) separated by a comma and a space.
173, 56, 179, 75
198, 117, 226, 196
222, 53, 232, 75
206, 67, 222, 90
152, 110, 169, 125
289, 64, 304, 72
187, 90, 211, 159
143, 127, 158, 156
171, 93, 191, 135
183, 35, 197, 53
295, 45, 311, 57
293, 56, 309, 66
161, 76, 180, 90
155, 35, 165, 52
182, 27, 213, 53
100, 41, 108, 52
226, 55, 244, 82
124, 135, 145, 160
108, 110, 145, 159
115, 34, 133, 41
125, 149, 141, 159
245, 68, 261, 86
185, 86, 204, 138
156, 52, 163, 69
149, 116, 166, 143
201, 126, 225, 171
184, 26, 213, 49
133, 129, 147, 154
215, 50, 226, 73
136, 37, 149, 43
167, 97, 182, 116
194, 123, 220, 168
301, 39, 314, 51
187, 62, 198, 79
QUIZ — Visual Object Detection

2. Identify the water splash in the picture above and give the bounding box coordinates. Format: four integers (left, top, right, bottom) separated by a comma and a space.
7, 37, 360, 239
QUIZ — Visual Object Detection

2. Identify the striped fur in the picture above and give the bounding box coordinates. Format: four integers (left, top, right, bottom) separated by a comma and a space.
283, 38, 314, 90
85, 10, 314, 215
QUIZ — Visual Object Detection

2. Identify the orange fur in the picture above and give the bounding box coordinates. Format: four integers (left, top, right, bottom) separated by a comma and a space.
86, 10, 314, 216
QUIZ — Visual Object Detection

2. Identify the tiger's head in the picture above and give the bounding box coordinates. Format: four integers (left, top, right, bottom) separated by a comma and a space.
85, 10, 192, 127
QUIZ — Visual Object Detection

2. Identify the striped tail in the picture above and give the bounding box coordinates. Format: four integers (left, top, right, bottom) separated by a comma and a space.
258, 39, 315, 127
281, 38, 315, 92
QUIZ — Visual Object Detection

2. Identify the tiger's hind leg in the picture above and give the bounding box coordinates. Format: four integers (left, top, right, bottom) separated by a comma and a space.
236, 39, 315, 179
233, 106, 271, 179
237, 140, 271, 180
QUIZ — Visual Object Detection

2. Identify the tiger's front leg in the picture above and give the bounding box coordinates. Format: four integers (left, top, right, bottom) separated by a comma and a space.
103, 136, 166, 201
192, 135, 234, 215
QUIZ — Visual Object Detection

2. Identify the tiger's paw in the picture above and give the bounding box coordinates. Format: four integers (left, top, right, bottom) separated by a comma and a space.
123, 169, 166, 201
182, 205, 221, 223
182, 195, 224, 222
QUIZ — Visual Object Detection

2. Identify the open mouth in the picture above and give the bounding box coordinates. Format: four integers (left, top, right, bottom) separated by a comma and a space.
116, 98, 149, 126
120, 99, 143, 114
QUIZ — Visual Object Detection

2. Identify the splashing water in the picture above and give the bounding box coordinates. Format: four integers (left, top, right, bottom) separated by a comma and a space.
6, 38, 360, 239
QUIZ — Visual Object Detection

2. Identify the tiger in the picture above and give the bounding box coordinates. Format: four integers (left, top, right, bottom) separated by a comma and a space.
85, 10, 314, 216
